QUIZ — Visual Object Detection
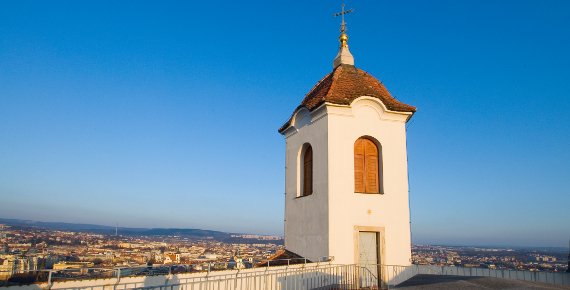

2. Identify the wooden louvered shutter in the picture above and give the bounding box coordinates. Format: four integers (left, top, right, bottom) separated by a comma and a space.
303, 146, 313, 196
354, 139, 365, 192
364, 139, 379, 193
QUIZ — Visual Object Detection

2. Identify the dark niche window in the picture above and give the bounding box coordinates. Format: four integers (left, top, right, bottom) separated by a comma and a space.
302, 145, 313, 196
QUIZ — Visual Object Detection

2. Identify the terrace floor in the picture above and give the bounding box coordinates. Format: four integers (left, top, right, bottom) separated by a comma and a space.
394, 274, 570, 289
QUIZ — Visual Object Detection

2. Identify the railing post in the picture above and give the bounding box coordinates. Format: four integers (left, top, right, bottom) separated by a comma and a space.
47, 270, 53, 289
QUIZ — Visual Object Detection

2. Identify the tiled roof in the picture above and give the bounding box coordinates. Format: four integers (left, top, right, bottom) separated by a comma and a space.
279, 64, 416, 133
254, 249, 308, 267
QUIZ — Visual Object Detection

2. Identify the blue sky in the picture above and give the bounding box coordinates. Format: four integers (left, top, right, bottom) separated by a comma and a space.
0, 0, 568, 247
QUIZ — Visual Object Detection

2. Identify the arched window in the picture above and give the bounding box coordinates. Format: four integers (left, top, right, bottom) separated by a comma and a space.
302, 145, 313, 196
354, 137, 380, 193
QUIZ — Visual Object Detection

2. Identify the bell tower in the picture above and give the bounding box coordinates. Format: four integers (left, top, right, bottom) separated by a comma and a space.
278, 8, 416, 267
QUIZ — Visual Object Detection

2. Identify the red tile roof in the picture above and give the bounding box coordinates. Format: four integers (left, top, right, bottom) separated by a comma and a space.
254, 249, 308, 267
279, 64, 416, 133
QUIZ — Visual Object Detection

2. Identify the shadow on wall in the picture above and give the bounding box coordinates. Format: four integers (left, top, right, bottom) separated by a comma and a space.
142, 273, 180, 290
277, 271, 349, 289
1, 273, 44, 290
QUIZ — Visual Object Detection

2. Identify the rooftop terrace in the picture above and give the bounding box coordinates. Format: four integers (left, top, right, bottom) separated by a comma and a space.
1, 262, 569, 289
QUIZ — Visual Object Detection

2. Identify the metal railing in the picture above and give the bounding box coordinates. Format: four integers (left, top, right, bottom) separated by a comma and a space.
0, 257, 335, 286
378, 264, 570, 288
131, 264, 379, 290
1, 262, 379, 290
2, 263, 569, 289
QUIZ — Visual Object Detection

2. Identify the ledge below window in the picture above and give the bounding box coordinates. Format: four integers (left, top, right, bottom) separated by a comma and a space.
295, 194, 314, 199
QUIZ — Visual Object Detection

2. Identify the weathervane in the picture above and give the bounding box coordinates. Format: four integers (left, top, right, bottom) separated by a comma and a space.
333, 2, 354, 47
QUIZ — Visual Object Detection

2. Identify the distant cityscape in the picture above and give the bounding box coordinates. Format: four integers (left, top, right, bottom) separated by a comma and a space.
412, 244, 568, 273
0, 221, 568, 285
0, 222, 283, 284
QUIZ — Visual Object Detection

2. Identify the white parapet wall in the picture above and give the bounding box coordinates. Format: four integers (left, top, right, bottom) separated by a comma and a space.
382, 265, 570, 287
1, 263, 376, 290
3, 264, 568, 290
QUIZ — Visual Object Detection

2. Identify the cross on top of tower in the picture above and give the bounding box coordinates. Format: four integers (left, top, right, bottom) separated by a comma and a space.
332, 2, 355, 67
333, 3, 354, 48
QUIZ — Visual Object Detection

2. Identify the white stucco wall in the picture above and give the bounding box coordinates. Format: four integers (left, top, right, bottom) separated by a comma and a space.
2, 263, 335, 290
283, 106, 329, 261
282, 96, 413, 266
326, 97, 412, 266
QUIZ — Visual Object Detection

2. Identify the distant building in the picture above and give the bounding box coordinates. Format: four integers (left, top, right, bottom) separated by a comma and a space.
567, 243, 570, 273
199, 252, 218, 260
53, 261, 94, 270
227, 255, 246, 270
0, 224, 6, 239
0, 256, 40, 280
163, 253, 180, 264
0, 259, 12, 280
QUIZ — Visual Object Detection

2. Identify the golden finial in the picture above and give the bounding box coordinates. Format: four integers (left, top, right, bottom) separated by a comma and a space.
340, 33, 349, 48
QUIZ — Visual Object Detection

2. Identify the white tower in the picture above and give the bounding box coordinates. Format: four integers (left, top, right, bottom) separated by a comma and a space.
278, 15, 416, 268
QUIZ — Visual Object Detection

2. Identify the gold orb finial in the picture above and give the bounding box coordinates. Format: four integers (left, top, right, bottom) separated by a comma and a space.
340, 32, 349, 48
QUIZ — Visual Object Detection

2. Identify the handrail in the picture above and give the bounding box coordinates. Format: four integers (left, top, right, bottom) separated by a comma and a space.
0, 256, 335, 285
359, 264, 570, 288
2, 263, 568, 288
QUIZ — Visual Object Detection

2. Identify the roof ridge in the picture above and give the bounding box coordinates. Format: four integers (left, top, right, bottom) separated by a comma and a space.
302, 71, 334, 104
